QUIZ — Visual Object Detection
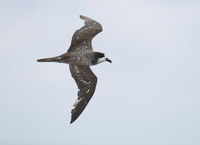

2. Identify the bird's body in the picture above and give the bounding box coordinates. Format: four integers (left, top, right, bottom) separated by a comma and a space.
37, 15, 111, 124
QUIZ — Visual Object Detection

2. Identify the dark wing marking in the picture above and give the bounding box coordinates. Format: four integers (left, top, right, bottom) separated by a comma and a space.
69, 64, 97, 124
68, 15, 103, 52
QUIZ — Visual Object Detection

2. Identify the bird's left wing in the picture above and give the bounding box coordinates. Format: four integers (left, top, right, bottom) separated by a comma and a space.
69, 64, 97, 124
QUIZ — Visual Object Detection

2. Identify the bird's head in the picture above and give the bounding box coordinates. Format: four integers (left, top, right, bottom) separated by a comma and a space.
91, 52, 112, 65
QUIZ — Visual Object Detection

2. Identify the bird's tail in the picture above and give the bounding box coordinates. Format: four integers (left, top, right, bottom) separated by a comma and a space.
37, 56, 63, 63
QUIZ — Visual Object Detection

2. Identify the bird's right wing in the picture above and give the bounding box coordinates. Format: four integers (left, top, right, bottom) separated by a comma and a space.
69, 64, 97, 124
68, 15, 103, 52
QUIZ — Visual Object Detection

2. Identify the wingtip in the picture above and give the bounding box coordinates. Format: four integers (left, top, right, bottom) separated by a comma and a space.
79, 15, 85, 20
70, 120, 74, 124
70, 111, 77, 124
80, 15, 87, 19
70, 115, 77, 124
79, 15, 94, 22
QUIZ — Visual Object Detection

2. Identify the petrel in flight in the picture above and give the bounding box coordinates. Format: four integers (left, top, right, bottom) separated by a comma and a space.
37, 15, 111, 124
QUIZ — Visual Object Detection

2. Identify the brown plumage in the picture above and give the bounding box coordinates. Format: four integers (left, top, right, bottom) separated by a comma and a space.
37, 15, 111, 124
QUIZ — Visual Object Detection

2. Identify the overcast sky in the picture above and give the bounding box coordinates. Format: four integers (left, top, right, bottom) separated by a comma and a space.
1, 0, 200, 145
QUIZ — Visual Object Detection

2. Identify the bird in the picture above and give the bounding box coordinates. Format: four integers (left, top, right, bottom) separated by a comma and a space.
37, 15, 112, 124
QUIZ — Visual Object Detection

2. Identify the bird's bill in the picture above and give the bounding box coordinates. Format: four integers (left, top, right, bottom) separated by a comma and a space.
106, 58, 112, 63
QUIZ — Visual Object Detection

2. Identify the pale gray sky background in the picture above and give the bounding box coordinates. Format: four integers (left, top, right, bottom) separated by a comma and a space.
0, 0, 200, 145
